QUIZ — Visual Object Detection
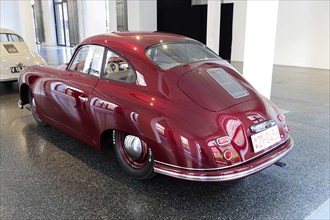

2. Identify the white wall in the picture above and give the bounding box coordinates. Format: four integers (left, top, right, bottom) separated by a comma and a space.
243, 0, 279, 99
230, 0, 329, 70
274, 1, 330, 69
78, 1, 107, 39
206, 0, 221, 53
231, 0, 247, 62
207, 0, 247, 58
0, 0, 36, 51
41, 0, 57, 46
127, 0, 157, 31
106, 0, 117, 32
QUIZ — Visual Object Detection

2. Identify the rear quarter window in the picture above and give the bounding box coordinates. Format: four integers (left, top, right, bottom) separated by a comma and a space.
102, 49, 136, 83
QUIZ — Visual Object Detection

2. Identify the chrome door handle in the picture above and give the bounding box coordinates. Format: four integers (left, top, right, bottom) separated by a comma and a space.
78, 96, 88, 103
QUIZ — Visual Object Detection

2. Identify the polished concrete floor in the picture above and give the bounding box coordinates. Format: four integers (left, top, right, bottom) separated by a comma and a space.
0, 46, 329, 219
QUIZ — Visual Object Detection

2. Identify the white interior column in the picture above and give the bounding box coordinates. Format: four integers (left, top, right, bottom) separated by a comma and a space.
243, 0, 279, 99
106, 0, 117, 32
206, 0, 221, 54
0, 0, 36, 51
41, 0, 57, 46
127, 0, 157, 31
78, 1, 107, 38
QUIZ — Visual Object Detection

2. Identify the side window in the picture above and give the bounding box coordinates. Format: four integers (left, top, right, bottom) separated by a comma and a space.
0, 34, 8, 42
9, 34, 23, 42
69, 45, 105, 77
102, 49, 136, 83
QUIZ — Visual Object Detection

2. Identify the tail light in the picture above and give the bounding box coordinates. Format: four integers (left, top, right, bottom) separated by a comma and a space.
278, 114, 286, 122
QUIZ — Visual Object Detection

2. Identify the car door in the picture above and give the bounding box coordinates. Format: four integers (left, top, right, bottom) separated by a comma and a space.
45, 45, 105, 141
89, 48, 139, 143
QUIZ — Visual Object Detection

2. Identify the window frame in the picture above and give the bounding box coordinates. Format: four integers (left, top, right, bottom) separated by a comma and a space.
67, 44, 105, 78
145, 41, 220, 71
0, 33, 24, 42
67, 44, 137, 84
100, 47, 137, 84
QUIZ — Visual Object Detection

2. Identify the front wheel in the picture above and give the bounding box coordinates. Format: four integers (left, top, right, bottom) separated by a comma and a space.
29, 92, 47, 126
113, 130, 155, 180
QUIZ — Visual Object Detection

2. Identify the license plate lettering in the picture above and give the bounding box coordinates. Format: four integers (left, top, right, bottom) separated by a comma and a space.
10, 66, 23, 73
251, 125, 281, 153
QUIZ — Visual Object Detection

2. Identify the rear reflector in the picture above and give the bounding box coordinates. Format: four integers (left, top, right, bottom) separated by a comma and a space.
223, 150, 233, 161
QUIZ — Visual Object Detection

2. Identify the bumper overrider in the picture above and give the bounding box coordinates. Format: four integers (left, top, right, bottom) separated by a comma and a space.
154, 137, 294, 182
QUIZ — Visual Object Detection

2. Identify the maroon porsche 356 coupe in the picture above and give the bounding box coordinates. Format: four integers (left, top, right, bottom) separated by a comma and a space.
18, 32, 293, 181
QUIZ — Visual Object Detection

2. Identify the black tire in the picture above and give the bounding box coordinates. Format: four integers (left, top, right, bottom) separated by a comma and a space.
29, 92, 47, 126
113, 130, 155, 180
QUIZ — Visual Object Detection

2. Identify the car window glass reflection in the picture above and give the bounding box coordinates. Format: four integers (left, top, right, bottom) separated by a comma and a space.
0, 34, 8, 42
9, 34, 22, 42
147, 43, 219, 70
69, 45, 104, 77
102, 50, 135, 83
0, 34, 23, 42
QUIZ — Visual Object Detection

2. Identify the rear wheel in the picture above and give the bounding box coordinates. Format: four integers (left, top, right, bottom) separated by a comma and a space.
113, 130, 155, 180
29, 92, 47, 126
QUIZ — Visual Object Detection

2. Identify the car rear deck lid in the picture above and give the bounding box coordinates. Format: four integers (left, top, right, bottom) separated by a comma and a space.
178, 67, 257, 112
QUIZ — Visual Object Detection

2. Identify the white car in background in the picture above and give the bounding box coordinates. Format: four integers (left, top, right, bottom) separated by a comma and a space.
0, 28, 46, 82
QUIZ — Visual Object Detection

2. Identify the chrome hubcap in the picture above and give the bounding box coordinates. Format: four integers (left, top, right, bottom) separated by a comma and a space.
123, 135, 143, 160
32, 98, 36, 110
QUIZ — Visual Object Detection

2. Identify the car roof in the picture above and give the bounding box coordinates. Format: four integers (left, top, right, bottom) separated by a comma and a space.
81, 32, 198, 50
0, 28, 19, 35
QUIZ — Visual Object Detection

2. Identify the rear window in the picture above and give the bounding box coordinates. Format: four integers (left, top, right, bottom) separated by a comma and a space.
0, 33, 24, 42
146, 42, 219, 70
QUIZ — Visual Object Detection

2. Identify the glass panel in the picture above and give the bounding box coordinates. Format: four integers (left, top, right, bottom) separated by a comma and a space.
54, 3, 65, 45
32, 0, 45, 43
69, 45, 105, 77
9, 34, 23, 42
62, 2, 70, 46
103, 49, 135, 83
0, 34, 8, 42
116, 0, 128, 31
67, 0, 80, 46
146, 43, 219, 70
1, 34, 23, 42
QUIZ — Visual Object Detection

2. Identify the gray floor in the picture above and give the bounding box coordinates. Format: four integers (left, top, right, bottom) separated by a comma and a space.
0, 46, 329, 219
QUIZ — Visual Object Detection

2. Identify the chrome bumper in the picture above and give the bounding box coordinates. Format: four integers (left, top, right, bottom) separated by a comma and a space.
154, 138, 294, 182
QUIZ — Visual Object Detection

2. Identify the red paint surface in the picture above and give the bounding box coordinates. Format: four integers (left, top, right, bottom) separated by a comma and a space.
18, 32, 293, 181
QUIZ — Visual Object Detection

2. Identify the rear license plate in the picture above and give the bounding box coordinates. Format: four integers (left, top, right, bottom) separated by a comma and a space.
10, 66, 23, 73
251, 125, 281, 153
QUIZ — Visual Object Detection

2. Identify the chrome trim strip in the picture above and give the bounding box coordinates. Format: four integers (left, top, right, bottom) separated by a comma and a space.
154, 140, 293, 182
154, 137, 290, 171
250, 119, 276, 133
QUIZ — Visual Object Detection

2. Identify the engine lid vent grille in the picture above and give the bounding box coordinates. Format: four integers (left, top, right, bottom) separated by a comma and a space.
207, 68, 249, 98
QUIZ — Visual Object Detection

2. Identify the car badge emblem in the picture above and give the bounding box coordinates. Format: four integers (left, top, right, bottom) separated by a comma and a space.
247, 114, 264, 124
